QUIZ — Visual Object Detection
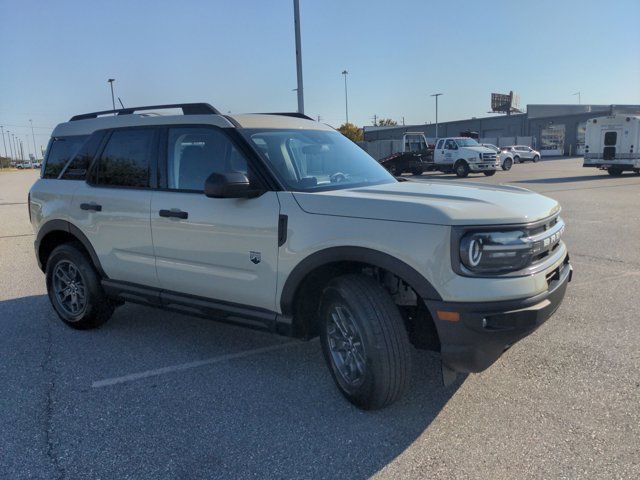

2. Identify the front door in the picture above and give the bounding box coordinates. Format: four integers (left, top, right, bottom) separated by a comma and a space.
150, 125, 280, 311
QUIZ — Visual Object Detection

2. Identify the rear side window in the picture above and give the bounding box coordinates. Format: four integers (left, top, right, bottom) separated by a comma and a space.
42, 135, 88, 178
94, 129, 156, 188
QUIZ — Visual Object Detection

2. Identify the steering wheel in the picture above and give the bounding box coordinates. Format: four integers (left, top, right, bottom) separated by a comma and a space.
330, 172, 349, 183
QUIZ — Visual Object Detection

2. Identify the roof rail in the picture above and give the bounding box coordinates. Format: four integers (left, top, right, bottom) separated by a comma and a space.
69, 103, 221, 121
258, 112, 315, 121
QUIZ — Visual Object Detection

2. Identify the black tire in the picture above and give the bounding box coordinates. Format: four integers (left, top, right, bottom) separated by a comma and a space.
502, 158, 513, 170
454, 160, 470, 178
411, 167, 424, 176
387, 165, 397, 176
45, 242, 114, 329
319, 274, 412, 410
533, 155, 540, 163
483, 170, 496, 176
513, 155, 520, 164
607, 167, 623, 176
634, 169, 640, 175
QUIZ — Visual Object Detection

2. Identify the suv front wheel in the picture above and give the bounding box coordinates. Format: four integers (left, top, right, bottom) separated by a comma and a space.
46, 243, 115, 329
319, 274, 412, 410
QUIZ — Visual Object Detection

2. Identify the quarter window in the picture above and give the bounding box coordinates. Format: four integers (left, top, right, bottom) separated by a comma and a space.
166, 127, 247, 191
42, 136, 88, 178
95, 129, 155, 188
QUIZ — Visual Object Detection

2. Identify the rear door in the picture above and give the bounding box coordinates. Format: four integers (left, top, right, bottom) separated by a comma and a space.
150, 125, 280, 311
69, 127, 159, 287
602, 130, 619, 161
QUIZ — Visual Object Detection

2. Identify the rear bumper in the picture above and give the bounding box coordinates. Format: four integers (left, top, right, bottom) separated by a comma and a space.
583, 160, 639, 170
426, 259, 572, 373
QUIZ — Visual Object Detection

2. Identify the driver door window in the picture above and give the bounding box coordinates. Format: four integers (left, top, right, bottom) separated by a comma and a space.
445, 139, 457, 150
166, 127, 247, 191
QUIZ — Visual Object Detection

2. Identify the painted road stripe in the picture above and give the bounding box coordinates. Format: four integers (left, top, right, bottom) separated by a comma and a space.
92, 341, 300, 388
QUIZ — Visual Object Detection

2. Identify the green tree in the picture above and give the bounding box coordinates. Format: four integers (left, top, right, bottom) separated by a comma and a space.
374, 118, 398, 127
338, 122, 363, 142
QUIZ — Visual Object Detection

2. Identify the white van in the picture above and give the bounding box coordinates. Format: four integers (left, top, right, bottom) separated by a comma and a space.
583, 115, 640, 175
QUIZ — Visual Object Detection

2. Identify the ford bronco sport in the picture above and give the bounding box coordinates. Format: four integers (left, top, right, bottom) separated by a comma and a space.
30, 103, 572, 409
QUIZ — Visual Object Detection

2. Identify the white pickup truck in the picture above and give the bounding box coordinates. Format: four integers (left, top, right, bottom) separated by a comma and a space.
433, 137, 499, 177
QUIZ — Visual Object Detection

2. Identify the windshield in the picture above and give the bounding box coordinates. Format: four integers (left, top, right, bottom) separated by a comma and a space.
455, 138, 480, 147
243, 129, 396, 191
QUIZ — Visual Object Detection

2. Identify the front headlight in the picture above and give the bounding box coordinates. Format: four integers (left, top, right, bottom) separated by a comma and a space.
459, 230, 531, 273
453, 217, 566, 276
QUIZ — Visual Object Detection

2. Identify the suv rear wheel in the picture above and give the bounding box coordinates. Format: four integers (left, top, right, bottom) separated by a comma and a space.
607, 167, 623, 176
46, 243, 114, 329
319, 274, 412, 410
513, 155, 520, 163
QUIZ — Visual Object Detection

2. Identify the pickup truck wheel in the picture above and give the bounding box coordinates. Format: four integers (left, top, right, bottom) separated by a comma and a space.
607, 167, 623, 176
387, 165, 397, 176
483, 170, 496, 176
319, 274, 412, 410
411, 167, 424, 176
502, 158, 513, 170
46, 243, 114, 329
454, 160, 470, 178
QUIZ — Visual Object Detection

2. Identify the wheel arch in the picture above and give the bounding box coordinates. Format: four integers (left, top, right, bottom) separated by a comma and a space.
280, 247, 442, 340
35, 219, 106, 277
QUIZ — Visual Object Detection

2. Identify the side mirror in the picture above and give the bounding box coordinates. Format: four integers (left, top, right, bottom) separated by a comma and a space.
204, 172, 262, 198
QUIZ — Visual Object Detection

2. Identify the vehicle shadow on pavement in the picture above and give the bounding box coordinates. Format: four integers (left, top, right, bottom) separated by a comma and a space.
2, 297, 464, 479
513, 174, 637, 184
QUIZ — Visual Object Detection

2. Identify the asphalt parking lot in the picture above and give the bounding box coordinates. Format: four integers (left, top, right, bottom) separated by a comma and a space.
1, 159, 639, 479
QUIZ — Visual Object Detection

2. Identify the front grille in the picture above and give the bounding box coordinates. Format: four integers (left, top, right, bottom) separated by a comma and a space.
525, 215, 565, 270
481, 153, 497, 161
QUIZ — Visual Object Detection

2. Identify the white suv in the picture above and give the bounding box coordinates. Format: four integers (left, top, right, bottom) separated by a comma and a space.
30, 103, 572, 409
504, 145, 541, 163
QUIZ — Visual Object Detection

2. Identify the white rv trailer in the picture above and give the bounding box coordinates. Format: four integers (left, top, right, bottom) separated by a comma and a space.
583, 114, 640, 175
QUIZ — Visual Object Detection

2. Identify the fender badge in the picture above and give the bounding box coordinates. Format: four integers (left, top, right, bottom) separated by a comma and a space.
249, 251, 261, 264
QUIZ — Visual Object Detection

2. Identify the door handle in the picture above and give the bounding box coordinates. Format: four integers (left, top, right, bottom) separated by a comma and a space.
159, 209, 188, 219
80, 202, 102, 212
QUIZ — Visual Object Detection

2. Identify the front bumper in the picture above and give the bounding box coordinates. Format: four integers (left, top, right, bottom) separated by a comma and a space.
469, 162, 497, 172
426, 258, 572, 373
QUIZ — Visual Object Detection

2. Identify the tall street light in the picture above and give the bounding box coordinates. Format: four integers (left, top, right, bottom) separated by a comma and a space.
342, 70, 349, 124
293, 0, 304, 114
29, 119, 38, 159
107, 78, 116, 112
573, 91, 581, 104
7, 131, 14, 160
430, 93, 443, 139
0, 125, 7, 159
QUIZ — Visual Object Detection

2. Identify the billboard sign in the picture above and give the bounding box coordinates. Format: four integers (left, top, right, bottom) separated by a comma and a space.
491, 91, 520, 114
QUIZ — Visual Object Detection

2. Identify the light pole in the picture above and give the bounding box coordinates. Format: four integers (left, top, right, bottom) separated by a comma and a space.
7, 131, 14, 160
0, 125, 7, 159
107, 78, 116, 112
342, 70, 349, 124
29, 119, 38, 159
293, 0, 304, 114
573, 91, 581, 104
430, 93, 443, 139
12, 134, 19, 161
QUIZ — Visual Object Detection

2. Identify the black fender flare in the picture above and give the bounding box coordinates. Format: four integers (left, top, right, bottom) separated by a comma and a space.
280, 246, 442, 316
35, 219, 107, 278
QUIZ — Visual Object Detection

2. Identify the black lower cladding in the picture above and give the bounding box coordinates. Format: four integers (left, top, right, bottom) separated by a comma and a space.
427, 258, 573, 373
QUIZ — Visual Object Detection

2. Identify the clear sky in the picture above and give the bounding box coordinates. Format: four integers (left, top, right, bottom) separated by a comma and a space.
1, 0, 639, 156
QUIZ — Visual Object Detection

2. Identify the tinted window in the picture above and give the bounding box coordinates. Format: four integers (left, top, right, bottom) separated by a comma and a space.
444, 139, 456, 149
436, 139, 444, 149
95, 129, 155, 188
42, 135, 88, 178
167, 127, 247, 191
60, 131, 106, 180
604, 131, 617, 146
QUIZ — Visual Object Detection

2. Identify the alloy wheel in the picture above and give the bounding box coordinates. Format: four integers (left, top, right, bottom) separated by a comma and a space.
326, 304, 367, 387
52, 260, 87, 317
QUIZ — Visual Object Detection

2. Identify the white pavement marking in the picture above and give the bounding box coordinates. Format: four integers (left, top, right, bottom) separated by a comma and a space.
92, 341, 300, 388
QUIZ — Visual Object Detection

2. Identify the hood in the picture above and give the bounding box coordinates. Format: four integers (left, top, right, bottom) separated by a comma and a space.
292, 180, 560, 226
464, 146, 495, 154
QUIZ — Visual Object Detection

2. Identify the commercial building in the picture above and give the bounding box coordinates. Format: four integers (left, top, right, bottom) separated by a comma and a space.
363, 104, 640, 156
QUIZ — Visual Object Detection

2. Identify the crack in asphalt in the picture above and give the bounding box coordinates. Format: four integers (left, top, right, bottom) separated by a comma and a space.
42, 318, 65, 480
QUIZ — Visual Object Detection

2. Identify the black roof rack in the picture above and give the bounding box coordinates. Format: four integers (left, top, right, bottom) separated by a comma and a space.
258, 112, 315, 121
69, 103, 221, 121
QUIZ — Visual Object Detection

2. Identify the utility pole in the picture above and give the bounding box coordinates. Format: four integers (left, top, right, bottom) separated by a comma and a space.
19, 139, 24, 161
573, 91, 581, 104
430, 93, 443, 139
402, 116, 405, 126
7, 131, 14, 160
342, 70, 349, 124
0, 125, 7, 159
12, 134, 19, 160
29, 119, 38, 159
293, 0, 304, 114
108, 78, 116, 112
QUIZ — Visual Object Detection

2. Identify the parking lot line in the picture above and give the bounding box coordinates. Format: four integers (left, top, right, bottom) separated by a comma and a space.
92, 341, 301, 388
